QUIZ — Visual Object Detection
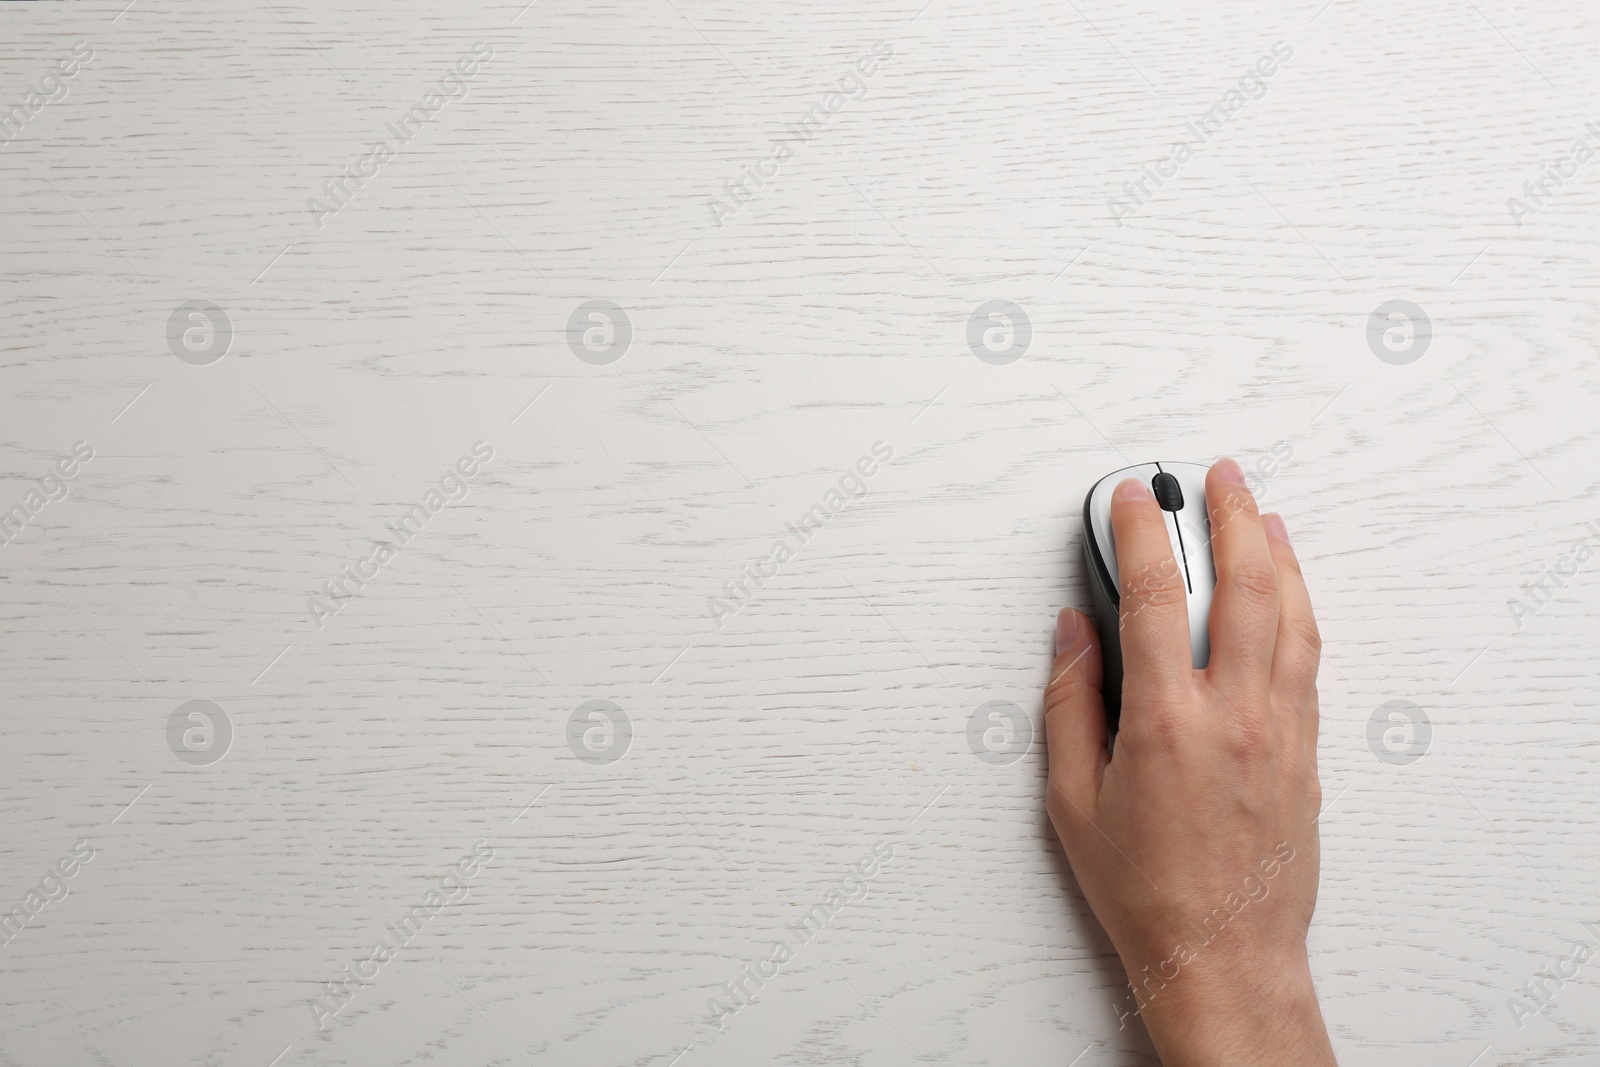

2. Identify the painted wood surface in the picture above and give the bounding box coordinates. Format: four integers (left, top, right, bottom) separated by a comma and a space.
1, 1, 1598, 1065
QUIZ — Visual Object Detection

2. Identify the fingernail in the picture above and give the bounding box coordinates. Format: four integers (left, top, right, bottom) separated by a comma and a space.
1113, 478, 1152, 503
1055, 608, 1080, 656
1214, 457, 1248, 488
1262, 512, 1289, 545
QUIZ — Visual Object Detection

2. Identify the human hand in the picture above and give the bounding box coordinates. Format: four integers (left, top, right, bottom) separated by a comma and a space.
1045, 458, 1335, 1066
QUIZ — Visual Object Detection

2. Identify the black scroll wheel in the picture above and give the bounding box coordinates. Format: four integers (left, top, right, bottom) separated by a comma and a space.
1151, 472, 1184, 512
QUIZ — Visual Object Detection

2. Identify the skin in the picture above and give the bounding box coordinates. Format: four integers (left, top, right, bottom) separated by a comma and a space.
1045, 457, 1336, 1066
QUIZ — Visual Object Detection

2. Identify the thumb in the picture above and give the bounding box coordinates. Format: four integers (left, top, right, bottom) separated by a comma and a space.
1044, 609, 1109, 822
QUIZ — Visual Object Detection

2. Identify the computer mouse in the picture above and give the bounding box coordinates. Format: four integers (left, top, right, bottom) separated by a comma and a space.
1081, 461, 1216, 735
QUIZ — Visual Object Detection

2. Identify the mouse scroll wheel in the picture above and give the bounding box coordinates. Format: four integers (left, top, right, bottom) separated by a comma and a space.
1151, 472, 1184, 512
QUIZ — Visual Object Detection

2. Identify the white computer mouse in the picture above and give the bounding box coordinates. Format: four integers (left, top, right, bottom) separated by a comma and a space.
1081, 461, 1216, 734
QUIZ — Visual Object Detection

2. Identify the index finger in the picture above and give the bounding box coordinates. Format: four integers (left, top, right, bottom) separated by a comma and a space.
1109, 478, 1192, 705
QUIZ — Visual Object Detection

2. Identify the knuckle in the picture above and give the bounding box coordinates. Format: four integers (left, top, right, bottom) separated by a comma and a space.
1122, 706, 1191, 754
1121, 558, 1186, 614
1221, 715, 1273, 763
1209, 488, 1260, 532
1272, 621, 1323, 691
1284, 755, 1322, 816
1305, 776, 1324, 814
1044, 670, 1086, 716
1286, 616, 1323, 658
1045, 645, 1099, 702
1226, 559, 1280, 606
1146, 715, 1186, 753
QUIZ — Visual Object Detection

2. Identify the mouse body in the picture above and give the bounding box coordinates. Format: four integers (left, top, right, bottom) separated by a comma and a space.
1081, 461, 1216, 734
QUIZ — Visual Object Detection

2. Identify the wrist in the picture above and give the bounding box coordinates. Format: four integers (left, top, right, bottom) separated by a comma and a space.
1124, 949, 1335, 1067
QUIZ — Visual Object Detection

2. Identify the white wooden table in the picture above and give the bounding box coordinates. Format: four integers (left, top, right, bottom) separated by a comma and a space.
3, 2, 1598, 1064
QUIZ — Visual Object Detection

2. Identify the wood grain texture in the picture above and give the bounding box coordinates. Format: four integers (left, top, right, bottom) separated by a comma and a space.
2, 1, 1599, 1064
